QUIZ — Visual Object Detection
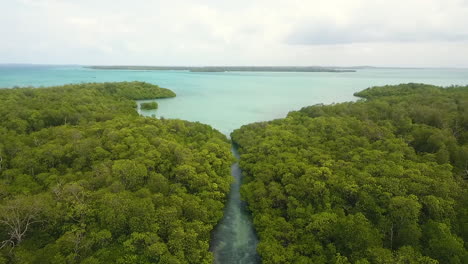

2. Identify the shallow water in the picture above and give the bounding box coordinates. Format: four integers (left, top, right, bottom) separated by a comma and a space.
210, 147, 260, 264
2, 65, 468, 263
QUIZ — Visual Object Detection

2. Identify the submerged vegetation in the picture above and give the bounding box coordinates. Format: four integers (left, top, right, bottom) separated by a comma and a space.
0, 82, 233, 263
140, 102, 158, 110
232, 83, 468, 264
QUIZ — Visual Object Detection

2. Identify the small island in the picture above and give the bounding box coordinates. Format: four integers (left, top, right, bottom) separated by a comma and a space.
140, 101, 158, 110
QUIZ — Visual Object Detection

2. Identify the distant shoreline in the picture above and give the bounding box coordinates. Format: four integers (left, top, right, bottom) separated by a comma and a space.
85, 65, 357, 73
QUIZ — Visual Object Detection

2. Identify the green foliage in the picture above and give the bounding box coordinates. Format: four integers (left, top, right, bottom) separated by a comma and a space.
354, 83, 441, 99
140, 102, 158, 110
0, 82, 232, 263
232, 83, 468, 263
0, 81, 174, 134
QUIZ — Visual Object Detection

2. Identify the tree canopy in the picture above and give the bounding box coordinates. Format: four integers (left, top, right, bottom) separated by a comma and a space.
0, 82, 233, 263
232, 83, 468, 264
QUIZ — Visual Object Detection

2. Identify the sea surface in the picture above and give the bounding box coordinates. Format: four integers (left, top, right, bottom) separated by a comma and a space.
1, 65, 468, 264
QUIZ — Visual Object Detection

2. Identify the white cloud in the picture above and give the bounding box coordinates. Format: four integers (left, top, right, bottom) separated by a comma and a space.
0, 0, 468, 67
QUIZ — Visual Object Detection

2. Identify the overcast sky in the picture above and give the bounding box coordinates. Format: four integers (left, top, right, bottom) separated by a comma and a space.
1, 0, 468, 67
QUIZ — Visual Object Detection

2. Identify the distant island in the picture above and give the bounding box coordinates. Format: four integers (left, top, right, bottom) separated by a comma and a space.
86, 65, 356, 73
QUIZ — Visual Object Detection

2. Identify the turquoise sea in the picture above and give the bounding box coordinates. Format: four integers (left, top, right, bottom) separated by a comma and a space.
2, 65, 468, 135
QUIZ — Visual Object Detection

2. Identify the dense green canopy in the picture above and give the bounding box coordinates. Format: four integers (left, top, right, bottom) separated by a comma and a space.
232, 83, 468, 264
2, 81, 468, 264
0, 82, 233, 263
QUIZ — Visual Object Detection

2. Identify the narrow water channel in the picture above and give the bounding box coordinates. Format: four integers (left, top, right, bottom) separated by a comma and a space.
210, 146, 260, 264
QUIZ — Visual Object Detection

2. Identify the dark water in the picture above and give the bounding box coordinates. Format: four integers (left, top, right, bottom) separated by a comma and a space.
210, 147, 260, 264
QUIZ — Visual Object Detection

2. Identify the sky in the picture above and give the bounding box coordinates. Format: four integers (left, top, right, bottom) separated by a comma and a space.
1, 0, 468, 67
